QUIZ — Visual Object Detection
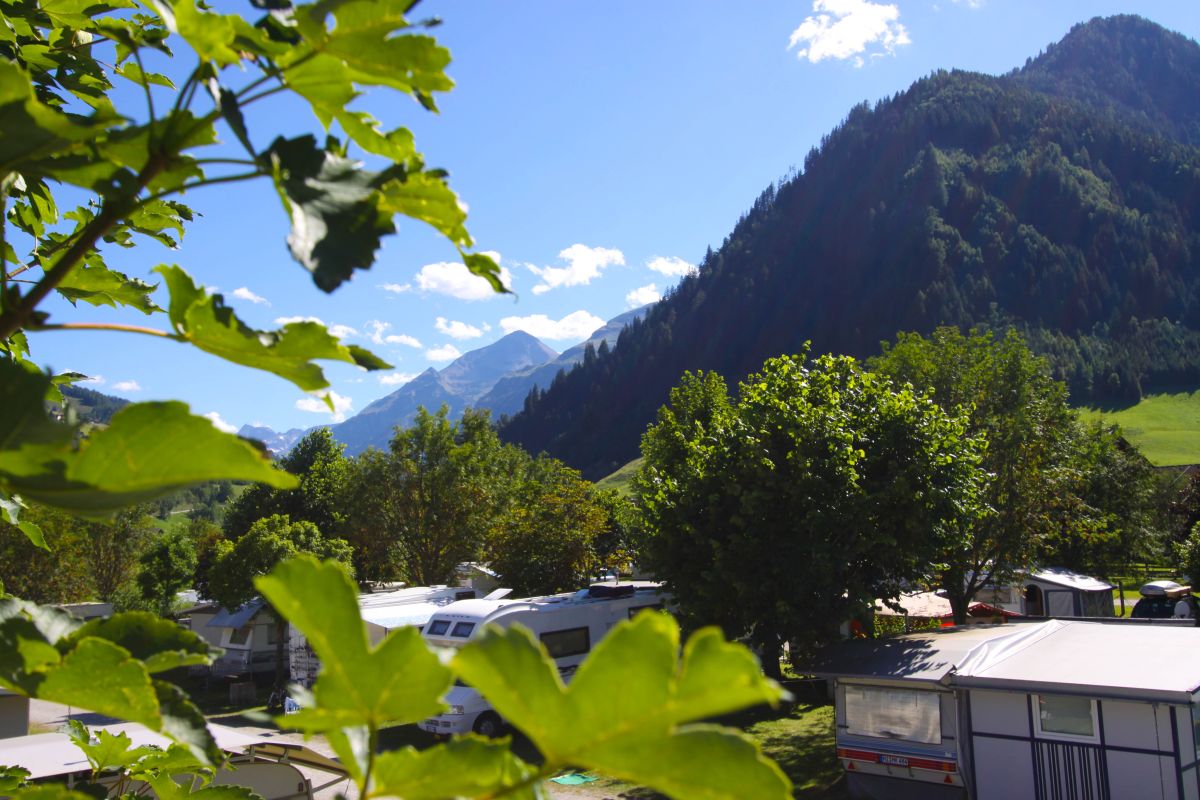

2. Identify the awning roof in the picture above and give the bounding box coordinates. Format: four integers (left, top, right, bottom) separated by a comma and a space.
954, 620, 1200, 703
802, 624, 1021, 685
208, 599, 266, 628
361, 601, 446, 630
6, 722, 346, 781
1028, 567, 1113, 592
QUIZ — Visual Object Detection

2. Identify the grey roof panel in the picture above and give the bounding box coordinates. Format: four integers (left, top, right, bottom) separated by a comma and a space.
207, 598, 265, 628
802, 624, 1024, 685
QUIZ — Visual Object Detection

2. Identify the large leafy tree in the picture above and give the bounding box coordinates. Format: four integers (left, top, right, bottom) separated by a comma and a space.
868, 327, 1151, 621
870, 328, 1067, 621
636, 353, 985, 676
339, 446, 402, 583
223, 428, 350, 539
137, 528, 197, 617
383, 406, 511, 585
84, 506, 157, 602
1037, 419, 1158, 576
486, 456, 607, 596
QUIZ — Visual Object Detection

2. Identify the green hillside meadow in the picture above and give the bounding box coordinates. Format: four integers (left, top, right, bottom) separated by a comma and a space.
1080, 392, 1200, 466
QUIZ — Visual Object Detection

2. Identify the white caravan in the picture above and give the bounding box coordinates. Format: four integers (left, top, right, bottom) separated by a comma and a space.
289, 584, 485, 686
419, 582, 666, 737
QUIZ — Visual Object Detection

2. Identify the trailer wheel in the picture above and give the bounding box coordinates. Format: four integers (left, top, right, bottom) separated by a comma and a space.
473, 711, 506, 738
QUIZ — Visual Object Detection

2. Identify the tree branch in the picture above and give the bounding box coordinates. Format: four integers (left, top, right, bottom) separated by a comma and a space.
28, 322, 177, 339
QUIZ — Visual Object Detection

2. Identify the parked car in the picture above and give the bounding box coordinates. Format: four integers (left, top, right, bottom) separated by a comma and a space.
1130, 580, 1192, 619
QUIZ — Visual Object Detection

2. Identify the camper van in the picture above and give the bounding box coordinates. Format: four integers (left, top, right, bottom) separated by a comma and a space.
290, 584, 485, 686
419, 582, 666, 737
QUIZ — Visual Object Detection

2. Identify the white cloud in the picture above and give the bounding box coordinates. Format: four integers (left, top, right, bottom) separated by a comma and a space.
951, 0, 984, 7
788, 0, 911, 67
380, 282, 412, 294
426, 344, 463, 362
415, 253, 513, 301
500, 310, 605, 342
646, 255, 698, 277
435, 317, 484, 340
379, 371, 420, 386
296, 391, 353, 422
625, 284, 661, 308
232, 286, 270, 306
203, 411, 238, 434
112, 380, 142, 392
529, 244, 625, 295
365, 320, 421, 348
275, 316, 356, 340
77, 374, 105, 385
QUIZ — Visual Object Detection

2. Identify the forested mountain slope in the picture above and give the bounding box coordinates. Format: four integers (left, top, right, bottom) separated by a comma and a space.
500, 15, 1200, 479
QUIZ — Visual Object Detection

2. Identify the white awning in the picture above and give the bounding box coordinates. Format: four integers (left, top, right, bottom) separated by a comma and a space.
6, 722, 345, 781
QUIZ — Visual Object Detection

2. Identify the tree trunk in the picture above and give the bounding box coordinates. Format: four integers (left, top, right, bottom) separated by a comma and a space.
760, 637, 783, 680
948, 591, 969, 626
941, 566, 970, 625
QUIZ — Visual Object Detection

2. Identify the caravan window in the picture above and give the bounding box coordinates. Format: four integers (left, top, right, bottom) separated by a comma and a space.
450, 622, 475, 638
844, 685, 941, 744
426, 620, 451, 636
228, 625, 252, 645
1035, 695, 1098, 742
541, 627, 590, 659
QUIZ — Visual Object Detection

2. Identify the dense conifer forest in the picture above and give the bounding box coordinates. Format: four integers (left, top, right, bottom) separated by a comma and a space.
501, 16, 1200, 479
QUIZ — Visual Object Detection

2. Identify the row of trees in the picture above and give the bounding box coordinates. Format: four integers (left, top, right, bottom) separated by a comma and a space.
205, 409, 639, 616
0, 504, 198, 613
636, 328, 1164, 674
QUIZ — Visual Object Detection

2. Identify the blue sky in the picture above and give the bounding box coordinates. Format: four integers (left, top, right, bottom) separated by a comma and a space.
27, 0, 1200, 433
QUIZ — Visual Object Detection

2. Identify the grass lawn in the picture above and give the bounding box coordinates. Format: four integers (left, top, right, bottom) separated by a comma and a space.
546, 693, 847, 799
594, 457, 643, 498
1078, 391, 1200, 466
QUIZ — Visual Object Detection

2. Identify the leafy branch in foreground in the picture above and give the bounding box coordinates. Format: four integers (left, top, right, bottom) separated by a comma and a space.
1, 0, 505, 531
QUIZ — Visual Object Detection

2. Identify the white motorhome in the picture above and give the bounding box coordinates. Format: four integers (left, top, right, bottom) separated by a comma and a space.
290, 584, 484, 686
419, 582, 666, 737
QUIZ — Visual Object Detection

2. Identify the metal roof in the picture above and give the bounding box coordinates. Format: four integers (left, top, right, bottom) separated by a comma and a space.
207, 598, 266, 628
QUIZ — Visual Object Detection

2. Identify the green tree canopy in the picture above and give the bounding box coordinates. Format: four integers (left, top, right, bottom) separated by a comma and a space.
222, 428, 350, 539
869, 326, 1157, 620
636, 352, 985, 675
137, 529, 198, 617
486, 456, 607, 596
382, 407, 510, 586
208, 514, 352, 611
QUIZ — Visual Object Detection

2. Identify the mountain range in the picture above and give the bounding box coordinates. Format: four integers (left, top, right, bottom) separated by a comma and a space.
237, 305, 650, 455
499, 15, 1200, 479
